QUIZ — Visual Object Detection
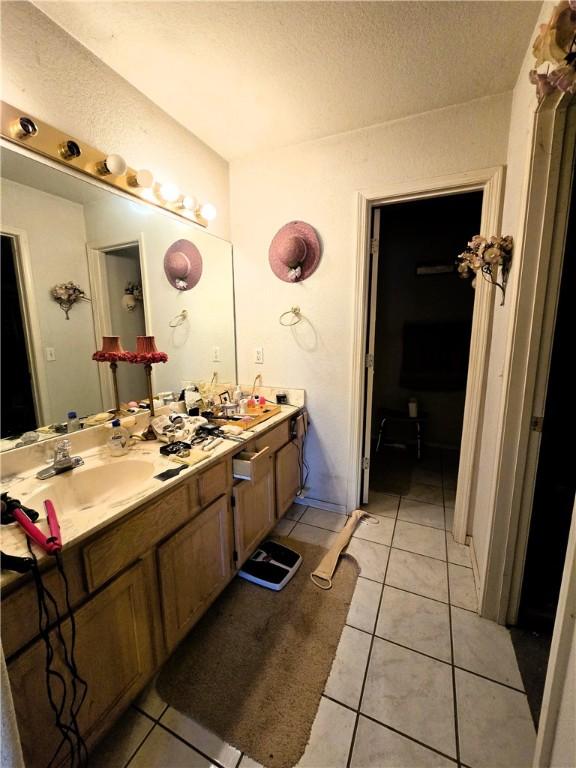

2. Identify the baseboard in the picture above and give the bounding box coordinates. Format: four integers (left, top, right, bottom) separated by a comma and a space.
293, 496, 347, 515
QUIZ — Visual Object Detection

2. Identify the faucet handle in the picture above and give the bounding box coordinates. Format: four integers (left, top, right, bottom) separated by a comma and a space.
54, 439, 71, 456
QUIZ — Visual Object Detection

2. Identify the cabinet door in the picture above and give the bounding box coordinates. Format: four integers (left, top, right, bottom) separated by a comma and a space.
158, 495, 233, 652
8, 559, 155, 768
275, 439, 301, 518
233, 457, 275, 565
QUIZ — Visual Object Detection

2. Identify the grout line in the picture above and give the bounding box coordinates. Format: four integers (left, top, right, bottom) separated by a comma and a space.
132, 702, 169, 723
291, 519, 349, 535
390, 543, 448, 565
442, 468, 462, 768
453, 665, 527, 695
154, 719, 229, 768
119, 715, 156, 768
358, 711, 459, 765
396, 516, 446, 532
234, 752, 244, 768
370, 633, 452, 667
345, 496, 400, 768
124, 723, 158, 768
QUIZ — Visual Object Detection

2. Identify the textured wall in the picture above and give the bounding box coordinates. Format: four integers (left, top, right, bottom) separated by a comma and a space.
0, 2, 230, 239
230, 93, 512, 509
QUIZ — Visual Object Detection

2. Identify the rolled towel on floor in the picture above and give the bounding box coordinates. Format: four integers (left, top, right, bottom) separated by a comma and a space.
310, 508, 377, 589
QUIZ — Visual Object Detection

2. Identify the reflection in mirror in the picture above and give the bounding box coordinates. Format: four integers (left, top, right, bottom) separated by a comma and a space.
0, 144, 236, 451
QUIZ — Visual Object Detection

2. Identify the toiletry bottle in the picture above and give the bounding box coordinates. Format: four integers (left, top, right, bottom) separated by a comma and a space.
107, 419, 130, 456
233, 385, 242, 404
67, 411, 81, 433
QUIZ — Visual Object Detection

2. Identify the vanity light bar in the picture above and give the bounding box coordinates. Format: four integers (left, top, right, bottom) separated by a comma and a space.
0, 101, 212, 228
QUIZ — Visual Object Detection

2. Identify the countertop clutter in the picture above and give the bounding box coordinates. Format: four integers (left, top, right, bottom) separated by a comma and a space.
0, 402, 301, 588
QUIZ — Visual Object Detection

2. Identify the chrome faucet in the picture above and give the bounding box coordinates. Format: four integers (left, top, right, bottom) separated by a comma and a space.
36, 439, 84, 480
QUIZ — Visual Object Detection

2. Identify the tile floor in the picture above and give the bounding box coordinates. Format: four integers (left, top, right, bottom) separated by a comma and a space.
89, 460, 535, 768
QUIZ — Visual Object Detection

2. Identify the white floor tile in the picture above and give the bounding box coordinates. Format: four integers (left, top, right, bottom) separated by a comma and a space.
290, 522, 338, 549
351, 716, 455, 767
411, 467, 443, 488
445, 506, 454, 532
443, 488, 456, 507
361, 638, 456, 758
324, 625, 372, 708
398, 499, 445, 529
445, 532, 471, 568
300, 506, 348, 532
456, 668, 535, 768
393, 520, 446, 561
89, 709, 154, 768
272, 517, 296, 536
448, 563, 477, 611
129, 726, 212, 767
345, 538, 390, 582
133, 677, 167, 719
296, 696, 356, 768
403, 483, 445, 506
285, 503, 306, 521
347, 577, 382, 633
386, 549, 448, 603
366, 492, 400, 518
376, 586, 451, 662
353, 515, 395, 546
452, 607, 524, 689
239, 757, 264, 768
160, 707, 241, 768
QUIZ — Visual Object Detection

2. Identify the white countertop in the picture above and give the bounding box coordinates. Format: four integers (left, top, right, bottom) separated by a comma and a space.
1, 404, 300, 589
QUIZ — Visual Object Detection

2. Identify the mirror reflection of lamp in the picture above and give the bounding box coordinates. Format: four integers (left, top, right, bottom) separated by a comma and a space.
91, 337, 131, 414
128, 336, 168, 417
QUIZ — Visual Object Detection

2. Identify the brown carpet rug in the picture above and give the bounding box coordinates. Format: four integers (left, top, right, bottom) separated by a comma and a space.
156, 536, 359, 768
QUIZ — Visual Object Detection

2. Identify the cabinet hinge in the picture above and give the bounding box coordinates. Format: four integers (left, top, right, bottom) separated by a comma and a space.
365, 353, 374, 369
231, 495, 236, 508
362, 456, 370, 470
370, 238, 379, 257
233, 550, 238, 563
531, 416, 544, 433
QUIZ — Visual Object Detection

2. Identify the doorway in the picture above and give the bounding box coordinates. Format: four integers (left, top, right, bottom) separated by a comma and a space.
1, 233, 38, 437
88, 241, 148, 408
362, 193, 482, 508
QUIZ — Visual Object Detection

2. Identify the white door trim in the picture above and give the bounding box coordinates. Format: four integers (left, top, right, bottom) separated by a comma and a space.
2, 225, 49, 425
532, 501, 576, 767
348, 167, 505, 528
480, 92, 575, 623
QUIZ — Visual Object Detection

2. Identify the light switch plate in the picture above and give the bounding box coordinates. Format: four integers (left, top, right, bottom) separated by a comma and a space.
46, 347, 56, 361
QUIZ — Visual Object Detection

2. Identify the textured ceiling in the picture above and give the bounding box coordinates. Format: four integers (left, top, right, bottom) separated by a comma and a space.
34, 1, 541, 160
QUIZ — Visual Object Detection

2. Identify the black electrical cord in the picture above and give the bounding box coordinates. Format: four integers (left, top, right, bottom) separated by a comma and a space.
26, 541, 89, 768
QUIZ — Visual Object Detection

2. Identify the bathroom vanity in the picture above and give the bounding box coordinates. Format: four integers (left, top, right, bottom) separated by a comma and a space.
1, 406, 305, 767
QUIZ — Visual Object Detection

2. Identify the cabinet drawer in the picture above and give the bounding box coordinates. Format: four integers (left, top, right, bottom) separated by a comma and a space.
254, 420, 291, 454
233, 446, 271, 484
83, 482, 191, 591
198, 460, 228, 507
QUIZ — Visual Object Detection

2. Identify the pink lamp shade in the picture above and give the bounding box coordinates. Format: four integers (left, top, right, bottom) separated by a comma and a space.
130, 336, 168, 364
92, 336, 131, 362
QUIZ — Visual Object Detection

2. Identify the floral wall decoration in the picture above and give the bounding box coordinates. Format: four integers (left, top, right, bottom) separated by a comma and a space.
122, 281, 143, 312
529, 1, 576, 97
456, 235, 513, 306
50, 281, 91, 319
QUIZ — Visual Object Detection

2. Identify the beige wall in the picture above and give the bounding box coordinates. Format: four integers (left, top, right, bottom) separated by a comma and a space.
230, 93, 512, 508
0, 2, 230, 240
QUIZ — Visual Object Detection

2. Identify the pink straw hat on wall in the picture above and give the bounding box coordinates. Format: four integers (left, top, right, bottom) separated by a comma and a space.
268, 221, 321, 282
164, 239, 203, 291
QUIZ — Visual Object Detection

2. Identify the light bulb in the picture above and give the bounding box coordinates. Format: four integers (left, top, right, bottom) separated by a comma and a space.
140, 188, 156, 202
199, 202, 217, 221
97, 153, 127, 176
182, 195, 197, 211
128, 169, 154, 189
159, 182, 180, 203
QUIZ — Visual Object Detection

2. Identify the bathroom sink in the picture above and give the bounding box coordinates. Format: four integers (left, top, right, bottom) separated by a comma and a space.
20, 459, 156, 516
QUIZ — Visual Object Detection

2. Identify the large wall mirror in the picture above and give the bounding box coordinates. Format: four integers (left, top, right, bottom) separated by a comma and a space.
1, 142, 236, 451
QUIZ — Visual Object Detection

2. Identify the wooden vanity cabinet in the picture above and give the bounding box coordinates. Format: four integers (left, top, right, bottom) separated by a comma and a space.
158, 494, 233, 653
275, 440, 301, 517
8, 556, 157, 767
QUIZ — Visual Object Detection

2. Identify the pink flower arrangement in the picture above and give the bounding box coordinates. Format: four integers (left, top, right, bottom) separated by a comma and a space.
457, 235, 513, 305
530, 1, 576, 97
50, 281, 90, 319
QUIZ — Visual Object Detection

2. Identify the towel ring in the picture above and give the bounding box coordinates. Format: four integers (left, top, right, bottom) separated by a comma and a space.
169, 309, 188, 327
279, 306, 302, 326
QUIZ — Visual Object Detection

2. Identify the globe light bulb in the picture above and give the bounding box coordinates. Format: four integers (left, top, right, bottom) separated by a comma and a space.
200, 202, 217, 221
159, 182, 180, 203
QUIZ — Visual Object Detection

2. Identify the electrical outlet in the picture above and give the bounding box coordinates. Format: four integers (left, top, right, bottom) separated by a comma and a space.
212, 346, 221, 362
255, 347, 264, 364
46, 347, 56, 361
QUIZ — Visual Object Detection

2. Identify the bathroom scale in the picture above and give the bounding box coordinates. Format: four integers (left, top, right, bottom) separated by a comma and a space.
238, 540, 302, 591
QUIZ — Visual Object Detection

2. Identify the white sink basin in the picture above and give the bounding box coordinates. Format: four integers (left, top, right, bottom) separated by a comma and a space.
20, 459, 156, 516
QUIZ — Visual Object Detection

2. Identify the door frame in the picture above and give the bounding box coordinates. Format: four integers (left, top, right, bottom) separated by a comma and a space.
86, 234, 150, 410
349, 166, 505, 543
481, 92, 576, 623
1, 225, 48, 426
